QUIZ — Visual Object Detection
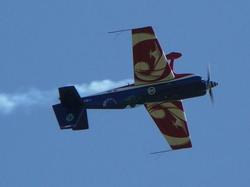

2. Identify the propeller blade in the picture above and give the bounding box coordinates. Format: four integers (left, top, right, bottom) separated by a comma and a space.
207, 64, 211, 82
206, 64, 216, 104
209, 88, 214, 104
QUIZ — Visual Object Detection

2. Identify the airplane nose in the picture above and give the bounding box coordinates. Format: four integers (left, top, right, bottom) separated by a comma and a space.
211, 81, 218, 88
206, 81, 218, 89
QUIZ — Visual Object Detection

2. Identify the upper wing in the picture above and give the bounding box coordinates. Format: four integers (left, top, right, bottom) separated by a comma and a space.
132, 26, 175, 85
145, 100, 192, 150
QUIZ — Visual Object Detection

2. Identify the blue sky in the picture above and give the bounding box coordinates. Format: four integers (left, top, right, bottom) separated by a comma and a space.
0, 0, 250, 186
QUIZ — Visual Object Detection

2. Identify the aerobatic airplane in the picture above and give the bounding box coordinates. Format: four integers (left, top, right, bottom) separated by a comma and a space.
53, 26, 218, 150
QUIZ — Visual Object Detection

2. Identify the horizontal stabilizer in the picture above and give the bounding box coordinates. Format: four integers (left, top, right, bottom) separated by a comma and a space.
52, 86, 89, 130
53, 104, 88, 130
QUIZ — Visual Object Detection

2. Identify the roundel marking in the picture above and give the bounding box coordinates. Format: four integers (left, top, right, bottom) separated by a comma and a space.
66, 113, 74, 122
147, 87, 156, 95
102, 98, 117, 107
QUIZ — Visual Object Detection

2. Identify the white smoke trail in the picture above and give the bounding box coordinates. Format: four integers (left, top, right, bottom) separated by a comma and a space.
0, 79, 132, 114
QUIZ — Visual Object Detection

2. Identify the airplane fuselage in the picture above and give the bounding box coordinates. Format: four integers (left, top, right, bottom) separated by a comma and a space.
52, 25, 219, 141
82, 75, 208, 109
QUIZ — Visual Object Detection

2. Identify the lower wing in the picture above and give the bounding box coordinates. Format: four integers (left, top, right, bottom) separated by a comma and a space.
145, 100, 192, 150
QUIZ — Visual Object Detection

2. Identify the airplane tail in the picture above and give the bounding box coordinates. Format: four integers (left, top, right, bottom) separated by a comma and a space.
52, 86, 89, 130
166, 52, 182, 72
166, 52, 193, 79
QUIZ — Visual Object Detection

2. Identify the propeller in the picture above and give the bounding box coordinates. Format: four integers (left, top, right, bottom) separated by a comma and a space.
206, 65, 218, 103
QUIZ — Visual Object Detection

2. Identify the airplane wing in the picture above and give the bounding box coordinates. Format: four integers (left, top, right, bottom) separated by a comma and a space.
132, 26, 175, 85
145, 100, 192, 150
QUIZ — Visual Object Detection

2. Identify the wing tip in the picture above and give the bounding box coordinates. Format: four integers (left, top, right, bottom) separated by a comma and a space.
170, 140, 192, 150
132, 26, 154, 34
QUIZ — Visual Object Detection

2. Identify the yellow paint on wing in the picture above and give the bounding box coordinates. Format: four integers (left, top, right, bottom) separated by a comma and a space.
161, 102, 176, 109
149, 69, 166, 77
150, 109, 166, 119
135, 62, 149, 71
164, 135, 190, 146
132, 33, 155, 46
173, 119, 188, 135
168, 108, 186, 121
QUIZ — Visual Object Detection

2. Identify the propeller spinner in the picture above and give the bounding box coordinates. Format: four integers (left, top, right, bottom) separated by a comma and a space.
206, 65, 218, 103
